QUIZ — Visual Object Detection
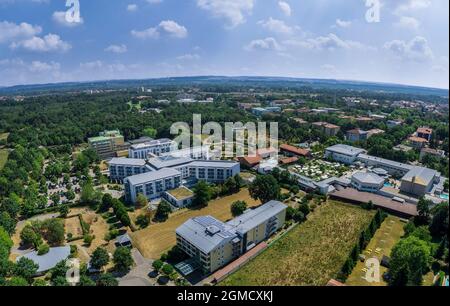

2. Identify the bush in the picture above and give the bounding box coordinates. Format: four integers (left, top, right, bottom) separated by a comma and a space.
136, 214, 150, 229
152, 259, 164, 271
37, 243, 50, 255
161, 264, 174, 276
83, 234, 95, 246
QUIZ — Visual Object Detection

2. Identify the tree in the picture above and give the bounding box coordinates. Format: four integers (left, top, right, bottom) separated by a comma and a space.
96, 273, 118, 286
136, 214, 150, 229
20, 225, 42, 249
389, 236, 431, 286
136, 193, 148, 208
0, 211, 16, 235
99, 193, 113, 212
249, 175, 280, 204
90, 247, 109, 271
416, 197, 432, 226
143, 127, 157, 138
0, 226, 13, 253
193, 181, 211, 207
113, 247, 133, 272
429, 202, 449, 238
80, 181, 101, 207
59, 205, 69, 218
152, 259, 164, 271
154, 200, 172, 222
5, 276, 29, 287
161, 264, 174, 276
78, 275, 96, 287
410, 226, 432, 243
50, 193, 60, 206
231, 201, 247, 217
14, 257, 38, 284
42, 219, 65, 246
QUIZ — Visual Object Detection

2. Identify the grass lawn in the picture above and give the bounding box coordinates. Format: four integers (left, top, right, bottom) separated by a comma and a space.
221, 200, 375, 286
345, 215, 405, 286
0, 149, 9, 170
130, 188, 261, 259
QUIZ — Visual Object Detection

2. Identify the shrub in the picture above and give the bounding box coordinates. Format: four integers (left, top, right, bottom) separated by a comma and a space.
37, 243, 50, 255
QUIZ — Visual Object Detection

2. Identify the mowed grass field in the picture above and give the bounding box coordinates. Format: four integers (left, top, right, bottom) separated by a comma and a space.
221, 201, 375, 286
130, 188, 261, 259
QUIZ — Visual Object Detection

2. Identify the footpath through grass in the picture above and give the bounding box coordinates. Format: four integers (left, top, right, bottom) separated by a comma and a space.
221, 200, 375, 286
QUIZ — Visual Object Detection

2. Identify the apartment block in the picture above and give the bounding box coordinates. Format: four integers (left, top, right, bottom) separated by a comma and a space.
176, 201, 287, 274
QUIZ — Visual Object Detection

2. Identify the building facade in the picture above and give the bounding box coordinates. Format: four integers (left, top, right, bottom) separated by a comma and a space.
124, 168, 182, 203
176, 201, 287, 274
108, 158, 150, 182
88, 130, 125, 159
128, 138, 176, 159
324, 144, 366, 165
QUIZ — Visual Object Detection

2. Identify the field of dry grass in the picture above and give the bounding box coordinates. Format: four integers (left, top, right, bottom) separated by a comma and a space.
221, 200, 375, 286
65, 215, 83, 238
130, 188, 261, 259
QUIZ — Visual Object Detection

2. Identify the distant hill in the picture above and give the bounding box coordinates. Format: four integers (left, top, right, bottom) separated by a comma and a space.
0, 76, 448, 97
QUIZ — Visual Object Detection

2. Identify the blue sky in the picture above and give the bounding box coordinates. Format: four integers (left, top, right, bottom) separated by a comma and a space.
0, 0, 448, 88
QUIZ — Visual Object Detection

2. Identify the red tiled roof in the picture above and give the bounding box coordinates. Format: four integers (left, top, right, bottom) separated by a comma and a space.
238, 156, 262, 166
279, 157, 299, 165
417, 127, 433, 135
408, 136, 428, 143
280, 144, 310, 157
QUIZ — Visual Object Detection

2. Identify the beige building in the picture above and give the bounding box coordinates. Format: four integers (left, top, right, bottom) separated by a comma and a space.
176, 201, 287, 274
88, 130, 125, 159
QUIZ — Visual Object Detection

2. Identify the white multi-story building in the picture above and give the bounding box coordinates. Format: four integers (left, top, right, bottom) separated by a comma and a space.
351, 172, 385, 193
124, 168, 182, 203
128, 138, 176, 159
324, 144, 367, 165
121, 155, 241, 204
176, 201, 287, 274
108, 158, 150, 182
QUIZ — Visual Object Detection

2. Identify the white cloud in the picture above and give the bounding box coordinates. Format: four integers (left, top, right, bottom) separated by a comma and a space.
52, 11, 84, 27
10, 34, 71, 52
335, 19, 352, 28
384, 36, 434, 61
80, 60, 103, 69
285, 33, 371, 51
196, 0, 255, 28
258, 18, 294, 35
395, 16, 420, 30
396, 0, 431, 13
29, 60, 60, 72
245, 37, 282, 51
131, 20, 187, 39
278, 1, 291, 17
176, 53, 200, 60
127, 4, 138, 12
105, 44, 128, 53
0, 21, 42, 43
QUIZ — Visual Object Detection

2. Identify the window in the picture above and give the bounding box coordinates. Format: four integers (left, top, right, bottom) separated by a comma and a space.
145, 183, 153, 196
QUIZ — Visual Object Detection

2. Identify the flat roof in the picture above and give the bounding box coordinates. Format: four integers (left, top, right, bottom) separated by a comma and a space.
402, 167, 439, 186
189, 160, 239, 168
352, 172, 385, 185
126, 168, 181, 185
130, 138, 174, 149
357, 154, 414, 171
109, 157, 146, 167
167, 187, 194, 200
147, 156, 193, 170
226, 201, 287, 234
330, 188, 418, 217
326, 144, 366, 156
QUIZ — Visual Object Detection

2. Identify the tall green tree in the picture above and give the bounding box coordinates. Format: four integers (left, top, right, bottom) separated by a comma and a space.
249, 175, 280, 204
389, 236, 431, 286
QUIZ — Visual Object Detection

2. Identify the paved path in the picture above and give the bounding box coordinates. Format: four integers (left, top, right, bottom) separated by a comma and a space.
118, 249, 155, 286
